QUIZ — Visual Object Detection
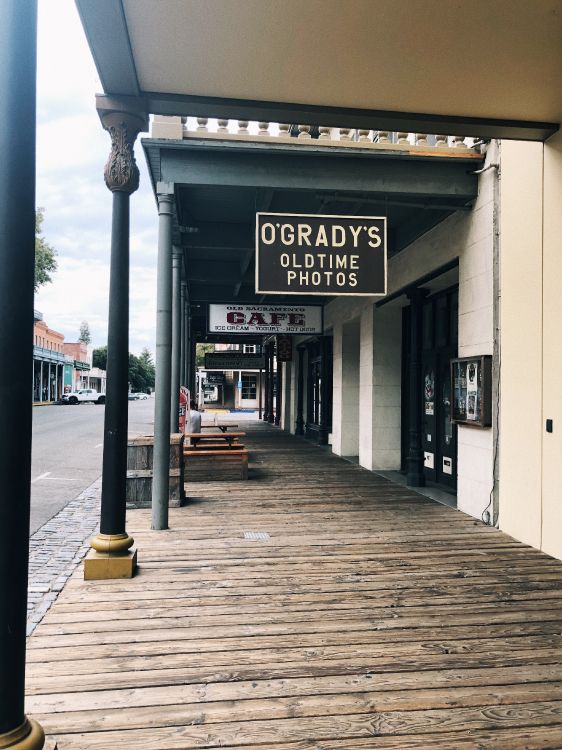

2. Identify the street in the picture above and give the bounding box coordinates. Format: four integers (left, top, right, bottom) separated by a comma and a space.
30, 398, 154, 535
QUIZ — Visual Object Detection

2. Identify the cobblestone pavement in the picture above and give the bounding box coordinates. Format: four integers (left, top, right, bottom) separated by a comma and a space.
27, 477, 101, 636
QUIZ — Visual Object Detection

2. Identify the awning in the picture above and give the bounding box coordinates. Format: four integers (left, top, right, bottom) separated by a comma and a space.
76, 0, 562, 140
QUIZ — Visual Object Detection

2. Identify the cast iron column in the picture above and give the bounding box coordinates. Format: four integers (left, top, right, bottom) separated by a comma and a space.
180, 281, 186, 386
86, 100, 147, 579
318, 337, 331, 445
263, 345, 270, 420
406, 288, 428, 487
267, 343, 275, 424
275, 355, 282, 426
295, 346, 305, 435
190, 337, 197, 398
170, 247, 182, 431
0, 2, 45, 746
152, 184, 174, 531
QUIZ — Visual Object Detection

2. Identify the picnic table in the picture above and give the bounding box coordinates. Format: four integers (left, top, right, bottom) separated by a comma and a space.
185, 431, 246, 448
200, 423, 239, 433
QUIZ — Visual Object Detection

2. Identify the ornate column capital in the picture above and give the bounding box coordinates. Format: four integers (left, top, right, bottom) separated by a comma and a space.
97, 98, 148, 195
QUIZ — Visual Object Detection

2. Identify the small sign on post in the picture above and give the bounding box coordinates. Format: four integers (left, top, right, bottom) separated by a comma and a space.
256, 212, 387, 297
276, 335, 293, 362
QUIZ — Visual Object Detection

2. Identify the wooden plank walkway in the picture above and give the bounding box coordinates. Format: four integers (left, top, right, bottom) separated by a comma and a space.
26, 422, 562, 749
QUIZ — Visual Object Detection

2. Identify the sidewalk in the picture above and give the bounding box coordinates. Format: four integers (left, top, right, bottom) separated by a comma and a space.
25, 422, 562, 749
27, 478, 100, 636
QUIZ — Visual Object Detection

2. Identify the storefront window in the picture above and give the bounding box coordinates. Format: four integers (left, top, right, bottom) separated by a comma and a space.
241, 374, 257, 400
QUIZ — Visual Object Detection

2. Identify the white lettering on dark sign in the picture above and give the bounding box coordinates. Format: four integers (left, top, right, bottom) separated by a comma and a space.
256, 213, 387, 296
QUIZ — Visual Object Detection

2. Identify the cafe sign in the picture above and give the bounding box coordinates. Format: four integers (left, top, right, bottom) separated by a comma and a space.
256, 212, 387, 296
208, 303, 323, 335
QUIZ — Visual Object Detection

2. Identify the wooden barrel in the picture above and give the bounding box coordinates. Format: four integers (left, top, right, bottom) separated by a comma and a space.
126, 433, 185, 508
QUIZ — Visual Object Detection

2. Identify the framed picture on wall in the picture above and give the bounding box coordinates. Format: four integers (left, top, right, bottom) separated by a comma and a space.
451, 355, 492, 428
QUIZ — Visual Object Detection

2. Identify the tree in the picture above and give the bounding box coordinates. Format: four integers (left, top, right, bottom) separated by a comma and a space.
129, 351, 156, 392
138, 348, 155, 386
34, 208, 57, 292
92, 345, 155, 391
78, 321, 92, 345
196, 343, 214, 367
92, 346, 107, 370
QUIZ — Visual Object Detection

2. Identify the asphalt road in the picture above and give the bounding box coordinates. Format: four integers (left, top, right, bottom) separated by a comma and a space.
30, 398, 155, 535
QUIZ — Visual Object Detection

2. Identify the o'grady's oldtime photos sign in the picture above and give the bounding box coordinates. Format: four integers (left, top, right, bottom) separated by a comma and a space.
208, 304, 323, 335
256, 213, 387, 296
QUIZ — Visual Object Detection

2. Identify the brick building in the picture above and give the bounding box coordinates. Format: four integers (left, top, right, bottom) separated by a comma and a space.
32, 312, 67, 402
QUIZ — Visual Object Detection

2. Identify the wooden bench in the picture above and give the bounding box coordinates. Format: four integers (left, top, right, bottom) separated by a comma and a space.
201, 423, 239, 433
185, 442, 245, 451
184, 447, 249, 481
185, 431, 246, 448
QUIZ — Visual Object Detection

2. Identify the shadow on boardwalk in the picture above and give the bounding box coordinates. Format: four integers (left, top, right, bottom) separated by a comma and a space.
27, 422, 562, 749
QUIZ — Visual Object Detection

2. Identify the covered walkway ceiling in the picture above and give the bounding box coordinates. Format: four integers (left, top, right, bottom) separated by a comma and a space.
77, 0, 562, 140
142, 135, 481, 341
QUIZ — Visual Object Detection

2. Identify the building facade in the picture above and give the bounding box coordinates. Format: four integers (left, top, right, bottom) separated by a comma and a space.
32, 313, 67, 403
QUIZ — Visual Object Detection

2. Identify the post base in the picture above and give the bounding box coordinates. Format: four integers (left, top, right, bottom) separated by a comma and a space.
0, 718, 47, 750
84, 548, 137, 580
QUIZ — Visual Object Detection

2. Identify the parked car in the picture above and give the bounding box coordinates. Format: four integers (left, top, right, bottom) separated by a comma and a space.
128, 392, 140, 401
133, 392, 149, 400
62, 388, 105, 405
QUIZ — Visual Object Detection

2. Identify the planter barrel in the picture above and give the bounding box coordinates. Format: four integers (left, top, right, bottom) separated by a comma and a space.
126, 433, 185, 508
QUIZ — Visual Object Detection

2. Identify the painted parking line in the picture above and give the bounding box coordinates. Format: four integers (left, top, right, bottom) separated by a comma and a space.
43, 477, 80, 482
31, 472, 51, 484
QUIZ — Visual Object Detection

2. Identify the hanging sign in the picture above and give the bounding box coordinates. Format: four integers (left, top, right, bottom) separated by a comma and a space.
205, 352, 266, 370
256, 212, 387, 296
208, 303, 323, 334
276, 335, 293, 362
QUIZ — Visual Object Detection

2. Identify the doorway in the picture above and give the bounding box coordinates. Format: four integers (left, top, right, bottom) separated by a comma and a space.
402, 286, 458, 491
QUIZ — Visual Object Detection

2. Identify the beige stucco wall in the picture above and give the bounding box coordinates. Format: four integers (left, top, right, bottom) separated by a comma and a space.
332, 318, 360, 457
541, 131, 562, 559
324, 146, 496, 514
498, 141, 544, 549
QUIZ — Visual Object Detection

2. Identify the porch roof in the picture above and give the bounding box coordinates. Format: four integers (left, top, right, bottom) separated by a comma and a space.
76, 0, 562, 140
142, 134, 480, 340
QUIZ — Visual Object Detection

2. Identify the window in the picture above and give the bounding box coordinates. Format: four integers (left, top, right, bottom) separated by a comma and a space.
241, 374, 257, 400
243, 344, 256, 354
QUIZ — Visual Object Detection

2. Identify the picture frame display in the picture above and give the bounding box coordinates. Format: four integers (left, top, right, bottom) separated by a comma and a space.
450, 355, 492, 428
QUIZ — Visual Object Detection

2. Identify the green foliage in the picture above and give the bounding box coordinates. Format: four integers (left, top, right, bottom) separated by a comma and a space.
196, 343, 215, 367
92, 346, 107, 370
93, 345, 155, 392
129, 350, 155, 392
34, 208, 57, 292
78, 320, 92, 345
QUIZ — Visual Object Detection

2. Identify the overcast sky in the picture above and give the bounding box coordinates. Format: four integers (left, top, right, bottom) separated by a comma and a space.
35, 0, 158, 355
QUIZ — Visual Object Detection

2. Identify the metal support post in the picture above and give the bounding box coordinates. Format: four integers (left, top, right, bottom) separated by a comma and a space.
152, 184, 174, 531
318, 337, 331, 445
263, 346, 269, 420
180, 281, 186, 386
170, 247, 182, 431
267, 344, 275, 423
190, 337, 197, 398
295, 346, 305, 435
406, 288, 428, 487
0, 1, 46, 746
85, 99, 148, 580
275, 358, 282, 426
258, 369, 263, 419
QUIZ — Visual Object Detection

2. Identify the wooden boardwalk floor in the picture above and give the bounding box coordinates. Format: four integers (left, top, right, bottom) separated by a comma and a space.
27, 423, 562, 749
